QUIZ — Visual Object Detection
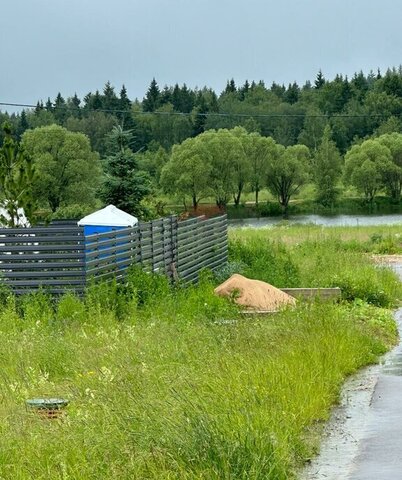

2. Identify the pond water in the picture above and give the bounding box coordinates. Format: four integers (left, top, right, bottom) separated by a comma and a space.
229, 214, 402, 228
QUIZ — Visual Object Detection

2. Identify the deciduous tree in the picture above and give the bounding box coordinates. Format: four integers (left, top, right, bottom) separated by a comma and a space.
266, 144, 310, 216
160, 136, 212, 209
22, 125, 101, 211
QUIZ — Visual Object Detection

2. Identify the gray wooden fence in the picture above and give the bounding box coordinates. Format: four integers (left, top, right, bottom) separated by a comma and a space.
0, 215, 227, 294
0, 225, 86, 295
177, 215, 228, 283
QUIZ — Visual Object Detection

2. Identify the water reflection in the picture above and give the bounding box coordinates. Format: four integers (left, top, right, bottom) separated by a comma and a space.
229, 214, 402, 228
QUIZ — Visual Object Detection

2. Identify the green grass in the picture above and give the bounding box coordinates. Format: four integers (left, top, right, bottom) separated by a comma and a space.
0, 227, 400, 479
229, 227, 402, 307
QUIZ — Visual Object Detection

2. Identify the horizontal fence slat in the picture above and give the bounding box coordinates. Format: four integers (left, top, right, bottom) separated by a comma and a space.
85, 233, 137, 249
1, 244, 85, 252
0, 261, 84, 270
0, 253, 85, 261
12, 288, 85, 295
0, 235, 85, 244
4, 279, 85, 287
87, 260, 132, 276
178, 251, 228, 281
85, 243, 135, 260
0, 227, 84, 235
177, 236, 227, 259
85, 227, 137, 241
3, 270, 86, 279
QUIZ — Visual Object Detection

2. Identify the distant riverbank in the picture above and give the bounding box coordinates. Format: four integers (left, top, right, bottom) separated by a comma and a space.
229, 213, 402, 228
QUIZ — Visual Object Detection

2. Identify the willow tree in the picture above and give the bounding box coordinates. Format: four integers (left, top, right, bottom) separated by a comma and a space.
160, 136, 212, 210
266, 144, 310, 216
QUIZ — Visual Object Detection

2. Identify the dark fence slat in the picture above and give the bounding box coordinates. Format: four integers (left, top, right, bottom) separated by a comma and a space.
0, 226, 84, 235
0, 253, 85, 261
1, 244, 85, 253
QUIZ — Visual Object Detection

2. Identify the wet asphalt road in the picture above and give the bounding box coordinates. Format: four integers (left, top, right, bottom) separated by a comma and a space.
303, 263, 402, 480
347, 308, 402, 480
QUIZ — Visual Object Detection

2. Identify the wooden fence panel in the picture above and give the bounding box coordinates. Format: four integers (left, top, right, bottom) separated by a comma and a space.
177, 215, 227, 283
0, 215, 228, 294
0, 226, 86, 294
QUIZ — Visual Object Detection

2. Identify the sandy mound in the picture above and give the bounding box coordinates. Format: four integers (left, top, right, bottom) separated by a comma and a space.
215, 274, 296, 312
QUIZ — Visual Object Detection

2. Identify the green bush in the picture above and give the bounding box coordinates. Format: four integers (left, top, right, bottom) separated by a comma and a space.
229, 238, 300, 287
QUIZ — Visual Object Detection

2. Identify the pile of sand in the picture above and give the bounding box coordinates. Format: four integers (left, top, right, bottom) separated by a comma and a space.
214, 274, 296, 312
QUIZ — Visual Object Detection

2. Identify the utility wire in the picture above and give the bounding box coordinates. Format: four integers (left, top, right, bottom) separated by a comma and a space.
0, 101, 399, 118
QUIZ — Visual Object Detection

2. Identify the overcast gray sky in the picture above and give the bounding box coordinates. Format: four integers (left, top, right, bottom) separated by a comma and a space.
1, 0, 402, 110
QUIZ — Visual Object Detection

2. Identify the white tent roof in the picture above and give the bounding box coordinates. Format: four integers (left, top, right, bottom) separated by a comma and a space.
78, 205, 138, 227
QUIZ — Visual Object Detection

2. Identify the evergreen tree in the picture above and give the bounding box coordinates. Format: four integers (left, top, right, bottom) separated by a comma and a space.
84, 90, 103, 111
53, 93, 67, 123
45, 97, 53, 112
284, 82, 300, 104
117, 84, 135, 130
224, 79, 237, 94
271, 82, 286, 99
179, 84, 195, 113
193, 96, 209, 136
101, 126, 151, 216
161, 85, 172, 105
239, 80, 250, 100
314, 70, 325, 89
172, 84, 181, 111
102, 81, 119, 111
351, 71, 369, 102
311, 125, 342, 206
209, 91, 219, 112
67, 93, 81, 118
17, 110, 29, 138
143, 78, 161, 112
35, 101, 44, 115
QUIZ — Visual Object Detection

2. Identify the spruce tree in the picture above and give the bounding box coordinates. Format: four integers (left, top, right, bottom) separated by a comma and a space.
53, 93, 67, 123
45, 97, 53, 112
193, 96, 209, 136
143, 78, 161, 112
117, 85, 133, 126
101, 126, 151, 216
312, 125, 342, 206
67, 93, 81, 118
18, 110, 29, 137
35, 101, 44, 115
314, 70, 325, 89
102, 81, 119, 111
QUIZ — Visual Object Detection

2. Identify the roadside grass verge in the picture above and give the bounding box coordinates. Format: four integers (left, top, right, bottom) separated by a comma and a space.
0, 226, 400, 478
229, 227, 402, 306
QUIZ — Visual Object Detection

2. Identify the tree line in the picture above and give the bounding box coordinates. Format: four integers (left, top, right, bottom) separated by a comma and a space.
2, 67, 402, 223
160, 127, 402, 215
4, 67, 402, 154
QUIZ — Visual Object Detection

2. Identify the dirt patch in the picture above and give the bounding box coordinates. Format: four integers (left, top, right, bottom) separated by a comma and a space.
214, 274, 296, 312
371, 255, 402, 264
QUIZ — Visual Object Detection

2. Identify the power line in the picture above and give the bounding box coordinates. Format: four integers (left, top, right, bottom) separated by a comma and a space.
0, 101, 399, 119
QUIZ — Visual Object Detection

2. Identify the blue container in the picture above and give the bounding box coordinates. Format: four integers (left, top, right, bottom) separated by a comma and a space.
78, 205, 138, 268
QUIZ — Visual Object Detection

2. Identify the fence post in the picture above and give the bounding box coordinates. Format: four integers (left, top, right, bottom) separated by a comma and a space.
170, 215, 179, 281
150, 220, 154, 272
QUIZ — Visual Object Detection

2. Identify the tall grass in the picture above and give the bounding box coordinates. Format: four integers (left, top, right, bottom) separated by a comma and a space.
229, 227, 402, 306
0, 226, 400, 478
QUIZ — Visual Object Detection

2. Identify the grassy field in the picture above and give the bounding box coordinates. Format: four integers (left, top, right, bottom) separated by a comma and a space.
0, 226, 401, 479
